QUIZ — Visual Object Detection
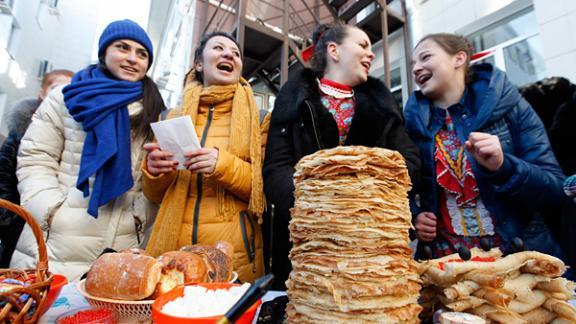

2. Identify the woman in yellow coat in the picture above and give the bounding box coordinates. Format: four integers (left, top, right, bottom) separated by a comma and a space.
142, 32, 267, 282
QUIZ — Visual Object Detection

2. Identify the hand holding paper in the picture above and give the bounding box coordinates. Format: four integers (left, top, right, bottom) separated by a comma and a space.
184, 148, 219, 174
143, 143, 177, 175
150, 116, 201, 171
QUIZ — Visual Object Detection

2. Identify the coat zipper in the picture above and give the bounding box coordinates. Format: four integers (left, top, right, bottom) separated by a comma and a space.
239, 210, 257, 273
268, 204, 275, 271
192, 104, 215, 244
305, 100, 323, 150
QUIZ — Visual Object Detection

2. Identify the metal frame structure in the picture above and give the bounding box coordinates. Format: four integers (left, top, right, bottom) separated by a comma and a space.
194, 0, 411, 94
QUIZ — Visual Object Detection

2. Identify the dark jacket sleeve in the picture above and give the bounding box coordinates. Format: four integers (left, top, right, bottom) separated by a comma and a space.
0, 132, 24, 233
263, 106, 296, 226
0, 132, 20, 202
478, 99, 566, 208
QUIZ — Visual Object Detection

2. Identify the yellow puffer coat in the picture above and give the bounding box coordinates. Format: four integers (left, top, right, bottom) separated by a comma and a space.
143, 85, 269, 283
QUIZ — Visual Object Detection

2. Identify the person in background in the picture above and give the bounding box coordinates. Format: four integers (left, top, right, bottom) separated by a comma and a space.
404, 33, 568, 269
142, 32, 269, 283
519, 77, 576, 275
10, 19, 165, 280
263, 23, 420, 290
519, 77, 576, 176
0, 69, 73, 267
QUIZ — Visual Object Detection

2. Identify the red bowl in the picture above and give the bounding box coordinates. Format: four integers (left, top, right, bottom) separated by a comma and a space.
40, 274, 68, 315
152, 282, 261, 324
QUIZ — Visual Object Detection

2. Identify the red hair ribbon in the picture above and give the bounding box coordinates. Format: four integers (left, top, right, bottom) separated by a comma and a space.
302, 45, 314, 62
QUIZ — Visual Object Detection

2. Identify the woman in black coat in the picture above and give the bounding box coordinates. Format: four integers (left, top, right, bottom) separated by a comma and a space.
263, 23, 420, 290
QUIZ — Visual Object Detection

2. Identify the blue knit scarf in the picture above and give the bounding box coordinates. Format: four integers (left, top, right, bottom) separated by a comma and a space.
63, 64, 143, 217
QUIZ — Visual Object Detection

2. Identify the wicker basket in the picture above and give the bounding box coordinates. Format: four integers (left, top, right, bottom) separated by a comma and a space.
0, 199, 53, 323
76, 280, 153, 321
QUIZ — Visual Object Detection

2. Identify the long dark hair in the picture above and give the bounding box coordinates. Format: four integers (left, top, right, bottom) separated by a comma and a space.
310, 23, 350, 75
416, 33, 475, 83
133, 75, 165, 140
192, 32, 242, 84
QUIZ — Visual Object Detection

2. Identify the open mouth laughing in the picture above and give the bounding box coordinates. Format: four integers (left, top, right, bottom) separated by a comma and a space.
217, 62, 234, 73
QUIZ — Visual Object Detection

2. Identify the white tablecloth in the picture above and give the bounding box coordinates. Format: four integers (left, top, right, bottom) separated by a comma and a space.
40, 282, 90, 324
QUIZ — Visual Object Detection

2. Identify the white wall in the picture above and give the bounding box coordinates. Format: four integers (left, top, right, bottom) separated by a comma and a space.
533, 0, 576, 82
49, 0, 101, 73
409, 0, 519, 43
0, 0, 62, 136
0, 0, 153, 137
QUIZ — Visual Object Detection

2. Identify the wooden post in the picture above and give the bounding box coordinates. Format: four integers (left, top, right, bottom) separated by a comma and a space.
236, 0, 247, 53
281, 0, 290, 85
379, 0, 391, 88
401, 0, 413, 93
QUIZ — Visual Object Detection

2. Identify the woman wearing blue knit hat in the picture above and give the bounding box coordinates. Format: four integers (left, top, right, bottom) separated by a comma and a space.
10, 19, 165, 280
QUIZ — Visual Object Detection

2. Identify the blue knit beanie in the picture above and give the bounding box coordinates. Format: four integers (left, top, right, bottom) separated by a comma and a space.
98, 19, 154, 69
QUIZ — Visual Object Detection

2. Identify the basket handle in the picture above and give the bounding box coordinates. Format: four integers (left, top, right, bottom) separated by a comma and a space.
0, 199, 49, 277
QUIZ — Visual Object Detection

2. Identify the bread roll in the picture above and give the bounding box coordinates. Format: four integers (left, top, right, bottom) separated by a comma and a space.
152, 251, 209, 297
85, 253, 162, 300
180, 244, 233, 282
157, 251, 208, 283
152, 264, 185, 298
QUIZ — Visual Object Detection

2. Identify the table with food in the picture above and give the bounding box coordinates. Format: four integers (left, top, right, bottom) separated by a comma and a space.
1, 146, 575, 323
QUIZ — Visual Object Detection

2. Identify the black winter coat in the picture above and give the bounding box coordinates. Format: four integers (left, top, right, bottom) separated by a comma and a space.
262, 69, 420, 290
0, 97, 39, 267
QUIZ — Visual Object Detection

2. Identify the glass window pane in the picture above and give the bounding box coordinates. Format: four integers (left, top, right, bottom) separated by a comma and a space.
503, 36, 546, 86
391, 68, 402, 88
469, 8, 538, 52
378, 67, 402, 88
268, 95, 276, 111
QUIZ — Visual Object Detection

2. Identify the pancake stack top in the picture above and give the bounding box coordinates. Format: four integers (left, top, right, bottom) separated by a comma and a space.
286, 146, 422, 323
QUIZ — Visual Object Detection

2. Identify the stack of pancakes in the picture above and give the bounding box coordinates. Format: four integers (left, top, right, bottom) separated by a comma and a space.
286, 146, 422, 323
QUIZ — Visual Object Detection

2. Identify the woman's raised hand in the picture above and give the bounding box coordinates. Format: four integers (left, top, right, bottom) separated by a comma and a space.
143, 143, 177, 176
465, 132, 504, 172
184, 148, 219, 174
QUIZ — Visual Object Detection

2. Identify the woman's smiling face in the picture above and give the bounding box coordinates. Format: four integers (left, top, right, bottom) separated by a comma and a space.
195, 36, 243, 87
412, 39, 465, 100
104, 39, 149, 82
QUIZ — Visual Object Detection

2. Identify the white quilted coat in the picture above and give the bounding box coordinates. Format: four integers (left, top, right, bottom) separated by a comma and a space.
10, 85, 158, 281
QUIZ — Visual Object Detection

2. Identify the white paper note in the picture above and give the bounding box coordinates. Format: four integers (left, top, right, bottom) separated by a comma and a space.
150, 116, 201, 170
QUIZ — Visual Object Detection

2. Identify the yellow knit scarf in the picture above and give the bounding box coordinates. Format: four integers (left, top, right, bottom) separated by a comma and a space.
145, 75, 264, 256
